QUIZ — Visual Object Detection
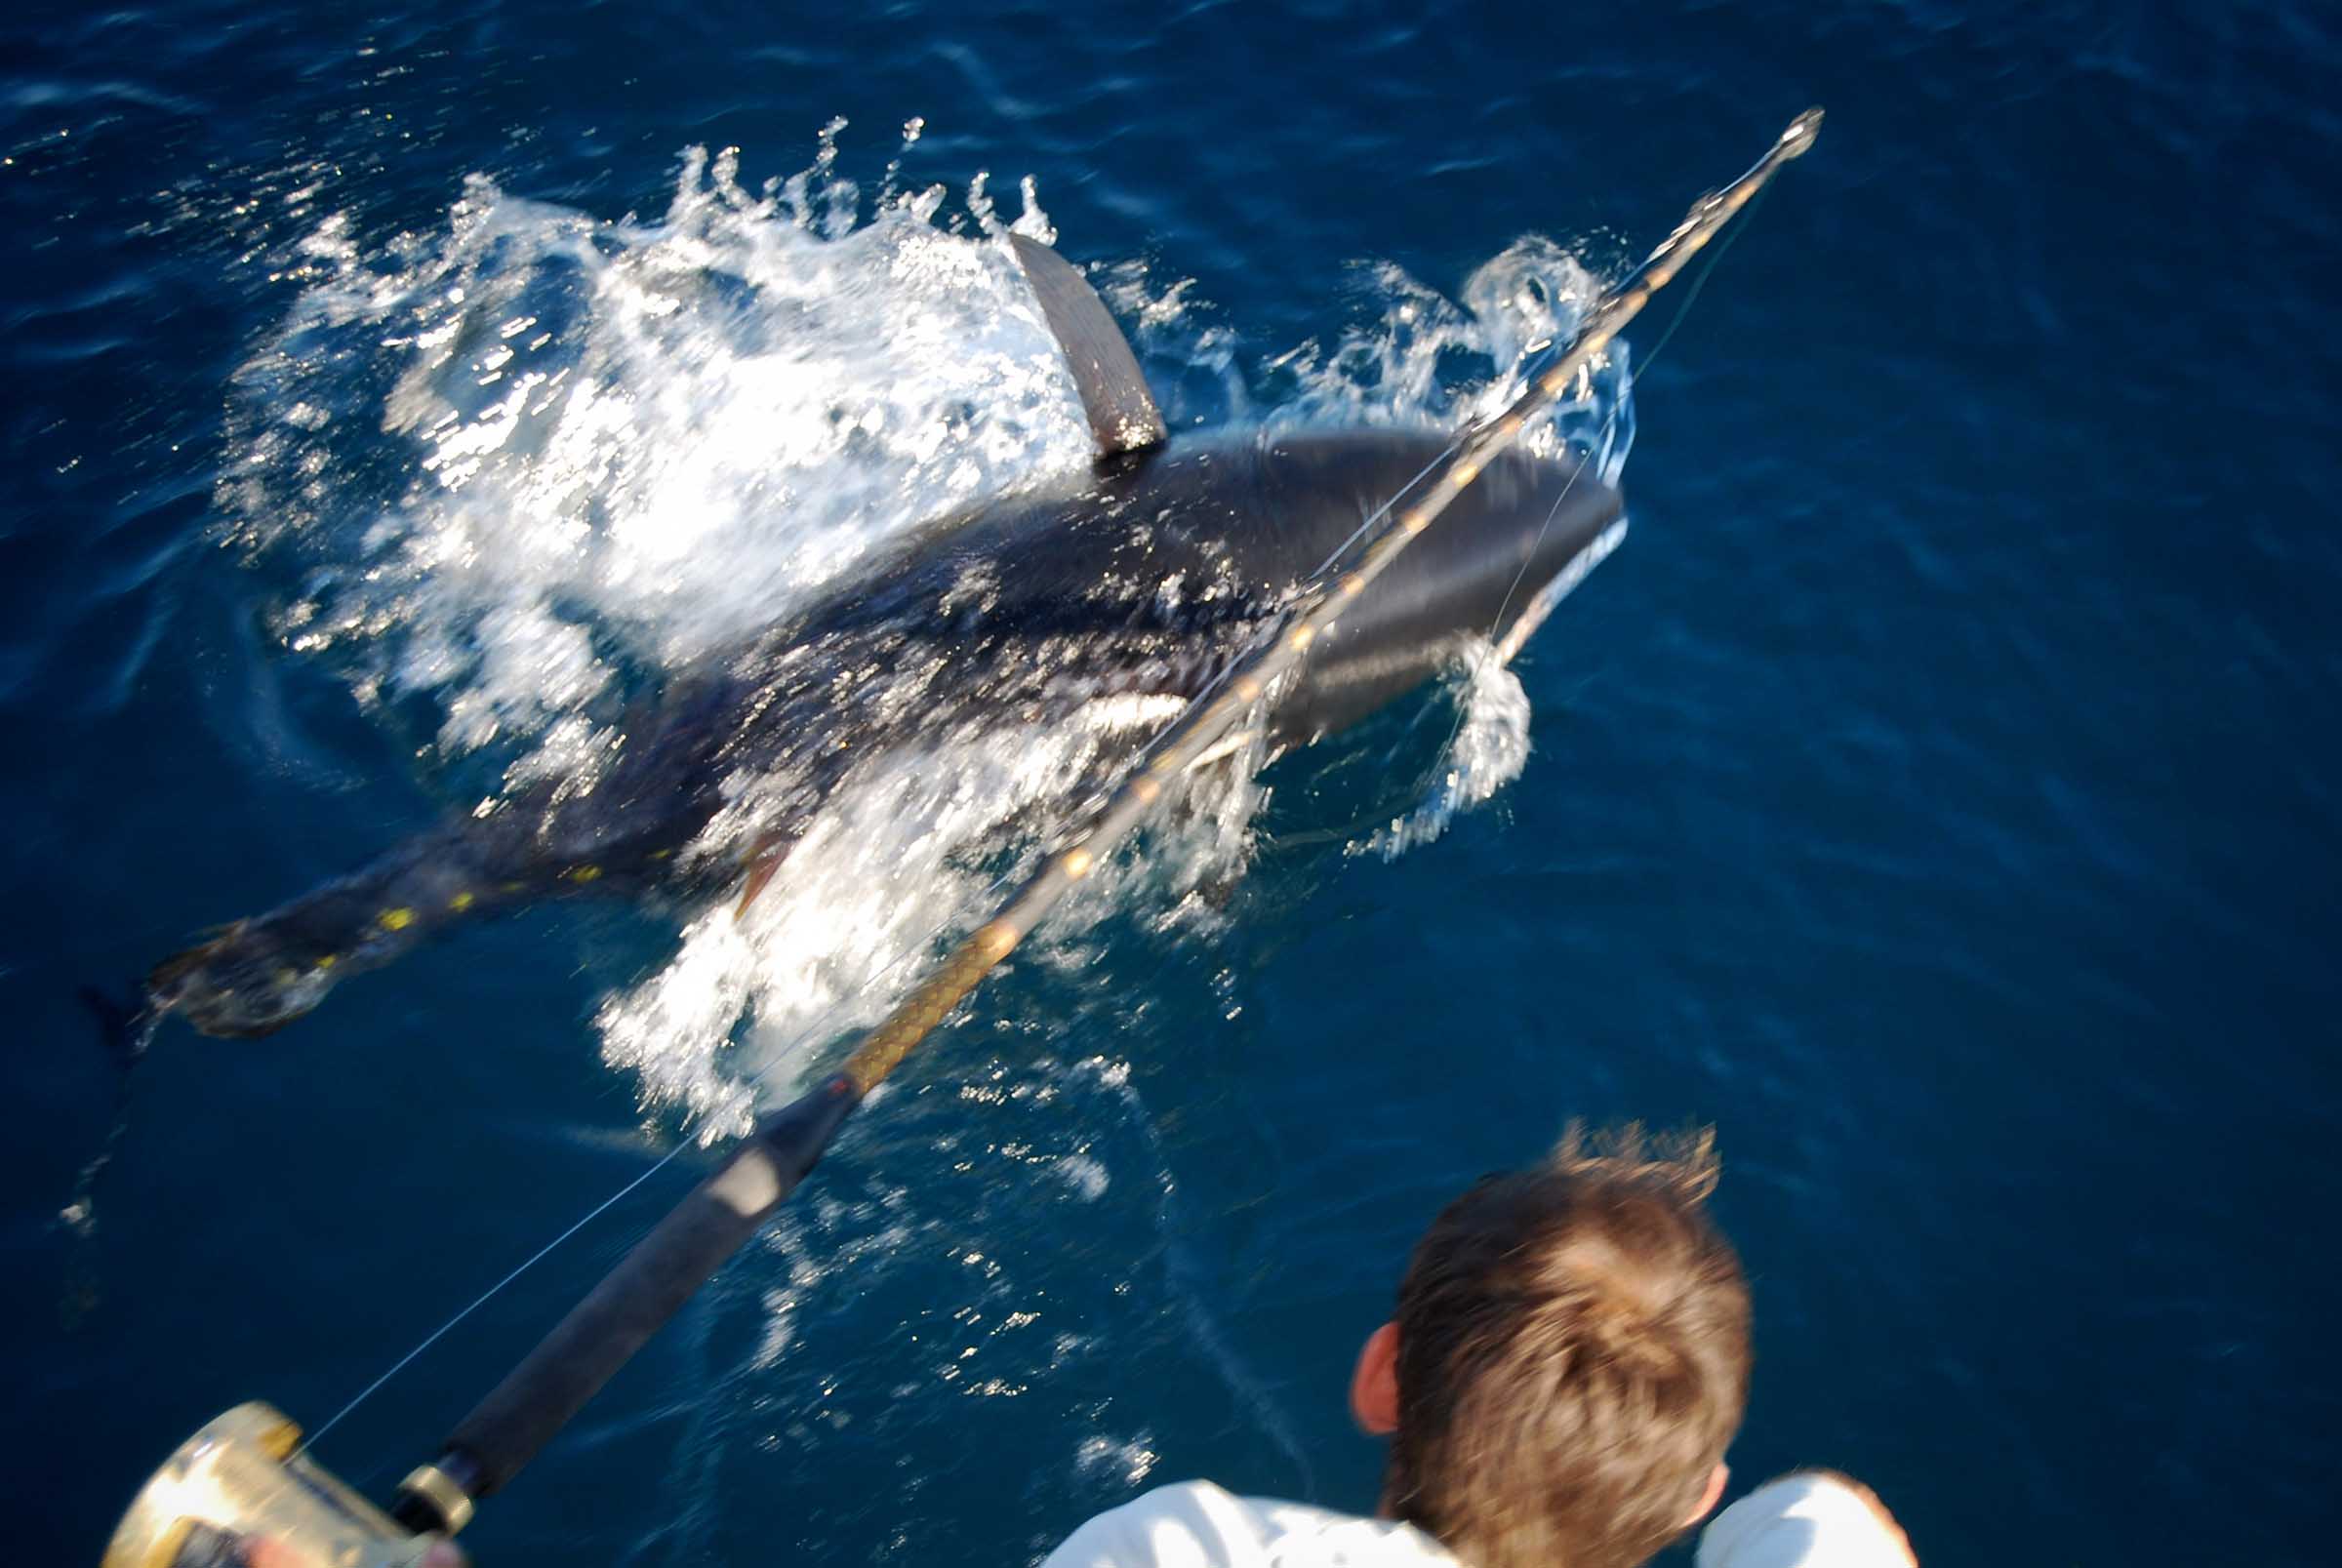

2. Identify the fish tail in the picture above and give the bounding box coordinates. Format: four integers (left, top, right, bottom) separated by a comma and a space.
58, 984, 158, 1326
78, 982, 159, 1073
144, 823, 510, 1037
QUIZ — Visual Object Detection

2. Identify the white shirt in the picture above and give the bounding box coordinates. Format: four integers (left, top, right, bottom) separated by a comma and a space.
1695, 1473, 1917, 1568
1041, 1481, 1462, 1568
1041, 1474, 1914, 1568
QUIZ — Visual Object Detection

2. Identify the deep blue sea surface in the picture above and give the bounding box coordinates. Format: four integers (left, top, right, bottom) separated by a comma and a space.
6, 3, 2338, 1564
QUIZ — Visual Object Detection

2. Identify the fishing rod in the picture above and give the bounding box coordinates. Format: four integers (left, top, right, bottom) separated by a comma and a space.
101, 108, 1822, 1568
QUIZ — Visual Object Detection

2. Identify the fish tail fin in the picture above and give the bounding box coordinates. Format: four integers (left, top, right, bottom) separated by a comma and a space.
78, 982, 159, 1073
143, 827, 488, 1038
58, 984, 158, 1327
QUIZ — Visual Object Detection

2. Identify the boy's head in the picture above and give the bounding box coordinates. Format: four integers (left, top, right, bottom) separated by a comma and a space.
1350, 1126, 1752, 1568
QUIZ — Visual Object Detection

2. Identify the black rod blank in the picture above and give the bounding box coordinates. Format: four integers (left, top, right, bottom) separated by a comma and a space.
397, 1074, 861, 1520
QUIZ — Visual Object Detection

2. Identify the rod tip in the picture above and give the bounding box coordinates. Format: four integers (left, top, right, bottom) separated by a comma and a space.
1781, 106, 1825, 157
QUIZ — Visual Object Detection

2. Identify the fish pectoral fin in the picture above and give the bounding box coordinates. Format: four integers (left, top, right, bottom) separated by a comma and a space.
1009, 234, 1167, 461
733, 832, 789, 920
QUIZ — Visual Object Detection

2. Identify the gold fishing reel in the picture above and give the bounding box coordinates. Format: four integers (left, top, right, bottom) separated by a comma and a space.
104, 1403, 461, 1568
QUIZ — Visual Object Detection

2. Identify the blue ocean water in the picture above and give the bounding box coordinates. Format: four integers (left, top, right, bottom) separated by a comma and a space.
5, 2, 2337, 1564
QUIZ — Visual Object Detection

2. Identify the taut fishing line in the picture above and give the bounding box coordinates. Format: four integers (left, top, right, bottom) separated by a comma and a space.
1399, 174, 1772, 820
297, 1138, 697, 1457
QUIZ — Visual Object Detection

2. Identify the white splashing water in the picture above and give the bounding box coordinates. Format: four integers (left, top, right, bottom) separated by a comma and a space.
230, 133, 1092, 757
597, 699, 1260, 1135
1364, 640, 1537, 860
1365, 513, 1633, 859
222, 128, 1635, 1125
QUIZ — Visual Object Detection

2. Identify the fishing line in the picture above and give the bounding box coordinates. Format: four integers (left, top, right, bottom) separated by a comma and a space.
1305, 441, 1465, 585
296, 1134, 695, 1456
1403, 177, 1769, 816
290, 710, 1190, 1434
56, 998, 159, 1327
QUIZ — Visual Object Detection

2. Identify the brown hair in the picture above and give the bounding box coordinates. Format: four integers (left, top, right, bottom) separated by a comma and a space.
1385, 1125, 1752, 1568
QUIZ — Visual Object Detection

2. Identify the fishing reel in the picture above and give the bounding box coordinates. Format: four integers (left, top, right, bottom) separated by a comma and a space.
103, 1404, 461, 1568
99, 1075, 868, 1568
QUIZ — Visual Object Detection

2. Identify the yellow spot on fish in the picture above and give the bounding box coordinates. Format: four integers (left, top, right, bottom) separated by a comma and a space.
1062, 847, 1094, 880
503, 881, 526, 893
567, 864, 602, 883
1450, 459, 1481, 487
378, 906, 417, 932
1288, 624, 1315, 651
649, 849, 671, 861
448, 891, 476, 912
314, 954, 338, 971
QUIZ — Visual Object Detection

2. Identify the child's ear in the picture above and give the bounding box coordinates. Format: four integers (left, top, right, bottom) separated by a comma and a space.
1350, 1321, 1401, 1435
1688, 1462, 1729, 1525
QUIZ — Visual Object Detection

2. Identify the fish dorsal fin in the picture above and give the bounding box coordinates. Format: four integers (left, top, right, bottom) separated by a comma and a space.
1011, 234, 1167, 460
